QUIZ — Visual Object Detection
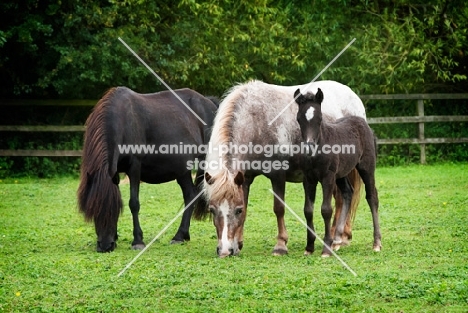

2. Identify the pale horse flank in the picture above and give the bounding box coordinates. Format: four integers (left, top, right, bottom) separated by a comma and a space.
193, 80, 366, 257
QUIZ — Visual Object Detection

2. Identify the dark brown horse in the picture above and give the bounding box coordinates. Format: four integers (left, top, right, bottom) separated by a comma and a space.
295, 88, 381, 256
77, 87, 218, 252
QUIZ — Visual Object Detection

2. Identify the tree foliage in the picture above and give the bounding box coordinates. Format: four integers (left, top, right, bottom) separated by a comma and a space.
1, 0, 467, 98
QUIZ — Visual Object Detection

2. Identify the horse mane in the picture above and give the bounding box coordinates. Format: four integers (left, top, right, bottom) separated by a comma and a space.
193, 83, 252, 220
199, 79, 293, 206
77, 87, 123, 222
208, 83, 247, 149
205, 170, 243, 203
81, 88, 115, 176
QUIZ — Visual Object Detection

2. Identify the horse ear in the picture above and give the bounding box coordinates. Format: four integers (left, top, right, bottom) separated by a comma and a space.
233, 171, 244, 186
205, 172, 214, 185
294, 88, 305, 105
315, 88, 324, 104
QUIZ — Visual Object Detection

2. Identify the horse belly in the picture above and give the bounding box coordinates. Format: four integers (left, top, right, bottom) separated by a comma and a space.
336, 155, 361, 179
140, 155, 193, 184
285, 170, 304, 183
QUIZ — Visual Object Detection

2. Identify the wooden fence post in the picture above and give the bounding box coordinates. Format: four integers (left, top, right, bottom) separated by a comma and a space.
417, 99, 426, 164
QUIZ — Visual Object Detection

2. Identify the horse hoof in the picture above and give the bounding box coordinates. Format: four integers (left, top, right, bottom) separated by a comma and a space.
373, 245, 381, 252
303, 250, 313, 256
170, 239, 185, 245
321, 253, 331, 258
272, 249, 288, 256
131, 244, 146, 250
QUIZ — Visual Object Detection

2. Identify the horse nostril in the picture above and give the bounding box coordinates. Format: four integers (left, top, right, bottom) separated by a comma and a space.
97, 241, 116, 253
229, 248, 234, 255
216, 247, 220, 255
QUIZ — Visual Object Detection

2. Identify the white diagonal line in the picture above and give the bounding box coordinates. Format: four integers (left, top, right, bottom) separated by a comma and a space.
117, 190, 204, 277
118, 37, 207, 126
268, 38, 356, 126
268, 189, 357, 277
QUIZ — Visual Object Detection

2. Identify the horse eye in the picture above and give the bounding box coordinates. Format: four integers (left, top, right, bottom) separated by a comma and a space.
209, 206, 215, 214
235, 207, 243, 215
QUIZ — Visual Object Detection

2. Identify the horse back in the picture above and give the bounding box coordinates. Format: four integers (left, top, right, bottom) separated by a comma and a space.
95, 87, 216, 182
332, 116, 376, 162
108, 87, 214, 143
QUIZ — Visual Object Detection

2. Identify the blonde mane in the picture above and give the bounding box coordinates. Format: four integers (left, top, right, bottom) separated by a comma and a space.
208, 83, 247, 151
203, 82, 251, 201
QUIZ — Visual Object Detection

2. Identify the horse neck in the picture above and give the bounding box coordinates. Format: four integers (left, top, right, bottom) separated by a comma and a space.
317, 118, 335, 145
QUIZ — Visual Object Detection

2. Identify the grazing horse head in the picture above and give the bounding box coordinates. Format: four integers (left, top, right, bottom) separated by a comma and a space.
294, 88, 324, 148
204, 171, 246, 257
95, 213, 119, 253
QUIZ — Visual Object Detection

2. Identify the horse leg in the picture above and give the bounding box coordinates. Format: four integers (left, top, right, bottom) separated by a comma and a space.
171, 171, 198, 244
356, 166, 382, 251
303, 177, 317, 255
332, 177, 353, 250
271, 175, 288, 256
128, 165, 145, 250
320, 175, 336, 257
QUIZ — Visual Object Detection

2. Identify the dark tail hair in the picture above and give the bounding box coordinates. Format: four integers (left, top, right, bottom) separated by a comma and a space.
193, 95, 219, 220
77, 88, 123, 226
192, 168, 210, 220
373, 132, 378, 159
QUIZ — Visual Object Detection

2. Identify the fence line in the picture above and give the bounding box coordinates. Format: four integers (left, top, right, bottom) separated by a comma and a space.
0, 125, 84, 132
0, 150, 82, 157
362, 94, 468, 164
1, 94, 468, 162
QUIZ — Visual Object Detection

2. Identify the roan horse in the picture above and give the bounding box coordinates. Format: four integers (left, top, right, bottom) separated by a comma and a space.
193, 80, 366, 257
294, 88, 381, 255
78, 87, 218, 252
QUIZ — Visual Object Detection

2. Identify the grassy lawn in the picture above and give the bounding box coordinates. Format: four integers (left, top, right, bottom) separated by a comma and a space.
0, 163, 467, 312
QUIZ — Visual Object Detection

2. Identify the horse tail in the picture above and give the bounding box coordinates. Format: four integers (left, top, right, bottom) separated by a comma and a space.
193, 95, 219, 221
373, 132, 378, 158
77, 88, 123, 226
343, 168, 362, 239
193, 170, 209, 221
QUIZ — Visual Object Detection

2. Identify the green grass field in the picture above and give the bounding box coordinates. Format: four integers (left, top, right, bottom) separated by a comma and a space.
0, 163, 467, 312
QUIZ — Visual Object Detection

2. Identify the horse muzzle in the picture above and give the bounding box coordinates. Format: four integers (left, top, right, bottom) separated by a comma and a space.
96, 240, 116, 253
305, 141, 318, 156
216, 243, 241, 258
